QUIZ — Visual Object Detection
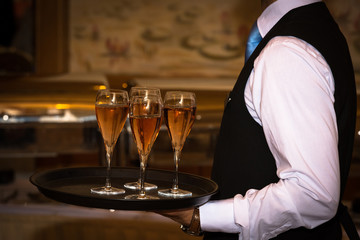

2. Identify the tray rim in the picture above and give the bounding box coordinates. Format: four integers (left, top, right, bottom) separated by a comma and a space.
30, 166, 218, 211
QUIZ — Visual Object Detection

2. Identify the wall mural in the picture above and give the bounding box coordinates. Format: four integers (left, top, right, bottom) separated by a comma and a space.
69, 0, 360, 78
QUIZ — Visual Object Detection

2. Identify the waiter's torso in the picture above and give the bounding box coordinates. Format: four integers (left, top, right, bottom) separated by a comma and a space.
207, 2, 356, 240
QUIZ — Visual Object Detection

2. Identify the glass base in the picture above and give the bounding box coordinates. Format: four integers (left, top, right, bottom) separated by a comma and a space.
158, 188, 192, 198
125, 194, 159, 200
91, 186, 125, 195
124, 181, 158, 191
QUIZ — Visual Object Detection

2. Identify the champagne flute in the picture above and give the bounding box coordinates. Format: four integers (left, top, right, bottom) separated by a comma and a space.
158, 91, 196, 198
91, 89, 129, 195
125, 87, 162, 199
124, 87, 161, 191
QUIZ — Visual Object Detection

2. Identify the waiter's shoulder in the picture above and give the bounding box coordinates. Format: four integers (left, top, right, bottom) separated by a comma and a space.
257, 36, 325, 65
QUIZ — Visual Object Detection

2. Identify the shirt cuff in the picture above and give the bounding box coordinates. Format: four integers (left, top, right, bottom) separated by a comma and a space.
199, 198, 242, 233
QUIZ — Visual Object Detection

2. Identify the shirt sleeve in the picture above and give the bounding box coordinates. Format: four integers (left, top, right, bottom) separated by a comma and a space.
200, 36, 340, 240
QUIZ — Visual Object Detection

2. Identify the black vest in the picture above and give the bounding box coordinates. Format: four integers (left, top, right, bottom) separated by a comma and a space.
206, 3, 357, 240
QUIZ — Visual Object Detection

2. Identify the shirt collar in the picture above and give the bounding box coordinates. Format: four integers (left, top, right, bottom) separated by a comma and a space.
257, 0, 322, 37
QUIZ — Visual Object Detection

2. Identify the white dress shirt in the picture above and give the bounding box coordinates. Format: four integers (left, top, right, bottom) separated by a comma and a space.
199, 0, 340, 239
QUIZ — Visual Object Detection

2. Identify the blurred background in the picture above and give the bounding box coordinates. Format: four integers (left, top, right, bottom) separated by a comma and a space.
0, 0, 359, 239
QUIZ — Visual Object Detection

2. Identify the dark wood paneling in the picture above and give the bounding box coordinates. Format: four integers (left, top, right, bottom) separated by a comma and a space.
35, 0, 68, 75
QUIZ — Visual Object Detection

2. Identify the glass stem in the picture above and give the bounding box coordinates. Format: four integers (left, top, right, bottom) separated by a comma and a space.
105, 145, 114, 190
139, 154, 148, 197
172, 149, 181, 193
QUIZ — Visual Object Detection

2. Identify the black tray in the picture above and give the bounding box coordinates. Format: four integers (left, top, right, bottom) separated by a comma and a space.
30, 167, 218, 210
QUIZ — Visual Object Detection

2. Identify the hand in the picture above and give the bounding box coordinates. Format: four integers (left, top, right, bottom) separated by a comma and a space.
155, 207, 194, 226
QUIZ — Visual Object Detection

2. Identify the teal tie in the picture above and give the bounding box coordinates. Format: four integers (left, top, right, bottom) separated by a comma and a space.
245, 21, 262, 62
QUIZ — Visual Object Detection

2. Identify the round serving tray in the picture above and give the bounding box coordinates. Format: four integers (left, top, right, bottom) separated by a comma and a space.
30, 167, 218, 211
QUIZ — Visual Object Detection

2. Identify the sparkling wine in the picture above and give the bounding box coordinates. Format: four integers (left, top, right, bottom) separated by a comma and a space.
130, 115, 162, 157
125, 90, 162, 197
164, 106, 196, 151
95, 104, 129, 147
158, 91, 196, 198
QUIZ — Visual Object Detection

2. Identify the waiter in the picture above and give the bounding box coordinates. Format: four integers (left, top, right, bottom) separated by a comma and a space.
159, 0, 357, 239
